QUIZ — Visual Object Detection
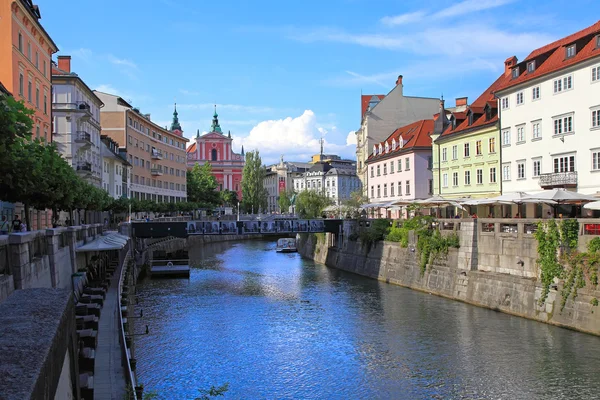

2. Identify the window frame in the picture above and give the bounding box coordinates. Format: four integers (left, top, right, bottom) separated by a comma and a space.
533, 158, 542, 177
516, 91, 524, 105
476, 169, 483, 185
532, 86, 540, 100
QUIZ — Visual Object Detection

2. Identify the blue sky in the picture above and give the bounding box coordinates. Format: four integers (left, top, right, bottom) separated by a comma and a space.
40, 0, 600, 165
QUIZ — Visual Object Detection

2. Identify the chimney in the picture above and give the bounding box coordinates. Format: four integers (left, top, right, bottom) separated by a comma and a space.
57, 55, 71, 73
396, 75, 403, 86
504, 56, 518, 77
455, 97, 468, 107
144, 113, 151, 120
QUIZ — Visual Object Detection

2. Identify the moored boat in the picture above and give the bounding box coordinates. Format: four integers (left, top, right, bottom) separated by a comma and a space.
276, 238, 297, 253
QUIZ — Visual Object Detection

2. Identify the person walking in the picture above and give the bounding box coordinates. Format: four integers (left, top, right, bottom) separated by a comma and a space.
11, 215, 22, 233
0, 216, 9, 234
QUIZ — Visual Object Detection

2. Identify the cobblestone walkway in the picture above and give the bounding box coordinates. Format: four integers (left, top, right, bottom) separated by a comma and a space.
94, 267, 126, 400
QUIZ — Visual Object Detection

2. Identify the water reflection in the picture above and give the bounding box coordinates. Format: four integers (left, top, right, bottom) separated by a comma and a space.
136, 240, 600, 400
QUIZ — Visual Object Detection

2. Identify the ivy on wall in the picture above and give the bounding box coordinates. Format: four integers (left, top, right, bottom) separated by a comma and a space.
535, 220, 600, 310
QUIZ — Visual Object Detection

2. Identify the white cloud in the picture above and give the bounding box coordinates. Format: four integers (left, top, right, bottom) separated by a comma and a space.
291, 24, 551, 57
346, 131, 357, 146
179, 89, 200, 96
70, 48, 94, 62
381, 11, 426, 26
381, 0, 515, 26
108, 55, 137, 69
233, 110, 354, 165
432, 0, 515, 19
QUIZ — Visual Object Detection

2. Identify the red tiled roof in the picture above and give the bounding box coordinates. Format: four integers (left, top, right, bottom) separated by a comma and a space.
361, 94, 385, 117
367, 119, 434, 161
187, 142, 197, 153
496, 20, 600, 92
439, 72, 510, 138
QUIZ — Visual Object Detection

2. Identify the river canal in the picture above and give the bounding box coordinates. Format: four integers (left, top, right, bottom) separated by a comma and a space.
136, 240, 600, 399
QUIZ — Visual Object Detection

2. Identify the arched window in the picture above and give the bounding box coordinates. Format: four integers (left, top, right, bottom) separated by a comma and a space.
211, 149, 217, 161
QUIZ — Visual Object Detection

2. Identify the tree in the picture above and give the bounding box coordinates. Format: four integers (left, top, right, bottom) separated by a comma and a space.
187, 162, 220, 207
241, 150, 267, 213
278, 189, 294, 214
0, 93, 33, 186
220, 189, 238, 207
342, 190, 369, 218
295, 190, 331, 219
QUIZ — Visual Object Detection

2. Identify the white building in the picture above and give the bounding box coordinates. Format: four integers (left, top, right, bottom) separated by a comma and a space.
101, 136, 131, 199
496, 22, 600, 199
355, 76, 440, 192
52, 56, 103, 187
264, 157, 312, 213
292, 161, 361, 206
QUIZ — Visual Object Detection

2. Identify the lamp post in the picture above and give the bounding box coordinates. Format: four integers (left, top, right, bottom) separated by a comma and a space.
237, 201, 240, 222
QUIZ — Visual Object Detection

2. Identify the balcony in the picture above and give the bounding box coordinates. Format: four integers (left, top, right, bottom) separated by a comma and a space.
151, 168, 163, 176
75, 131, 92, 147
76, 162, 92, 175
151, 150, 163, 160
539, 171, 578, 189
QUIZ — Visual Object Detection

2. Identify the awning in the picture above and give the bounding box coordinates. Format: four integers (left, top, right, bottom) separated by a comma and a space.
76, 233, 129, 252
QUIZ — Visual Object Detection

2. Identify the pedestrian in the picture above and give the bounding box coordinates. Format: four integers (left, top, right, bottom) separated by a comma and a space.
11, 215, 22, 233
0, 216, 9, 234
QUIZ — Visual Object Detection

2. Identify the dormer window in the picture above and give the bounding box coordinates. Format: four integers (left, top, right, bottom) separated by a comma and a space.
378, 144, 383, 154
527, 61, 535, 73
398, 137, 404, 148
384, 142, 389, 153
373, 145, 377, 155
511, 68, 519, 79
468, 112, 474, 126
391, 139, 396, 150
566, 44, 576, 59
596, 35, 600, 49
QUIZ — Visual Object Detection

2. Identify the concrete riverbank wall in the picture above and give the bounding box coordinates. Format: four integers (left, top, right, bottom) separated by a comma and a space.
0, 224, 105, 302
298, 220, 600, 336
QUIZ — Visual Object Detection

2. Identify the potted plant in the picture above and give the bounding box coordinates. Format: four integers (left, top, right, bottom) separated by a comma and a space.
130, 358, 137, 371
135, 384, 144, 399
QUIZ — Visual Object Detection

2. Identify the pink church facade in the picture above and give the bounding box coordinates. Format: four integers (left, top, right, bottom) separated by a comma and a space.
186, 109, 245, 200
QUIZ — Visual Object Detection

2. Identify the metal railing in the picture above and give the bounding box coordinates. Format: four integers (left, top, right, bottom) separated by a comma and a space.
539, 171, 578, 188
117, 246, 138, 400
150, 168, 162, 175
76, 162, 92, 172
75, 131, 92, 143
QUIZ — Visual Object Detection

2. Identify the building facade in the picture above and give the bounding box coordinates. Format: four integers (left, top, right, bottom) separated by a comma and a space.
496, 22, 600, 199
95, 92, 188, 202
186, 109, 245, 200
101, 136, 131, 199
355, 76, 440, 191
52, 56, 103, 187
431, 88, 505, 204
0, 0, 58, 228
366, 119, 435, 209
264, 158, 311, 213
292, 156, 361, 206
0, 0, 58, 142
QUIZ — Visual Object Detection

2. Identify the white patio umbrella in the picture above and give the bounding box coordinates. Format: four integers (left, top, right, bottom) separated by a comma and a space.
414, 195, 465, 210
525, 189, 598, 204
583, 201, 600, 210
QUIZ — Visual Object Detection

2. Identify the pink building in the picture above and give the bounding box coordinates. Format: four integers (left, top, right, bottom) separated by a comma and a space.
366, 119, 435, 217
186, 108, 245, 200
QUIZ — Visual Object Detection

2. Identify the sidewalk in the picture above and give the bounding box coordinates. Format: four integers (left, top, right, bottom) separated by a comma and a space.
94, 268, 126, 399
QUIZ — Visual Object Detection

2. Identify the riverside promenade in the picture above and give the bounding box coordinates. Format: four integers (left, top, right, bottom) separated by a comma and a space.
94, 266, 126, 399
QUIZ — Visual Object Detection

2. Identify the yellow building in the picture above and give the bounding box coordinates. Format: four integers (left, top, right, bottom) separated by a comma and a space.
431, 76, 510, 215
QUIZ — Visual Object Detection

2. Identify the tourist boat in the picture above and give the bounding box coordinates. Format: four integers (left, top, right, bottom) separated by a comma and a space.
276, 238, 297, 253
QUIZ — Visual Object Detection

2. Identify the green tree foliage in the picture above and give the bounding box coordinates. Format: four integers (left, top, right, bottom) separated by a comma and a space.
241, 150, 267, 213
0, 94, 33, 183
278, 189, 294, 214
295, 190, 331, 219
341, 190, 368, 218
187, 162, 220, 207
220, 189, 238, 207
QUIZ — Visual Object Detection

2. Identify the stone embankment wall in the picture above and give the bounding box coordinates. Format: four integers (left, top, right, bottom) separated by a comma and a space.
298, 220, 600, 336
0, 224, 105, 302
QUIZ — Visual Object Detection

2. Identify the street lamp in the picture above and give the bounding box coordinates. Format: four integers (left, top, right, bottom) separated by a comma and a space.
237, 201, 240, 222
